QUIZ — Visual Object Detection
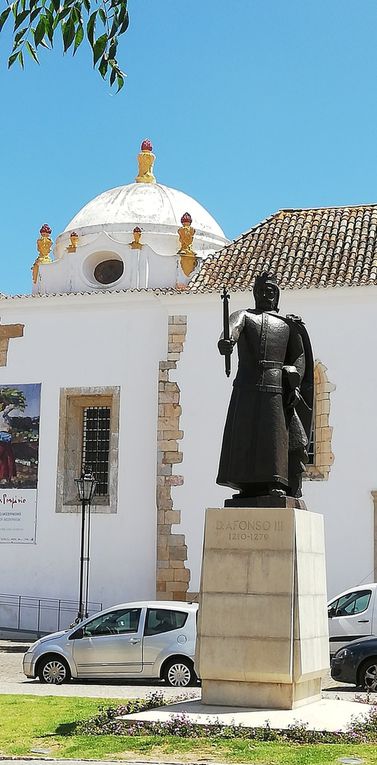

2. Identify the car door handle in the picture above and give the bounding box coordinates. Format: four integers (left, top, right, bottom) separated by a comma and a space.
129, 638, 141, 644
357, 619, 370, 623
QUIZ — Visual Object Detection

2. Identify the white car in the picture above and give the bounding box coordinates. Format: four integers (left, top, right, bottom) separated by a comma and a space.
328, 583, 377, 655
23, 600, 198, 687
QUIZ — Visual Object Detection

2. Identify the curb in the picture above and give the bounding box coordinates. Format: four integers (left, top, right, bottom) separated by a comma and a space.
0, 645, 29, 653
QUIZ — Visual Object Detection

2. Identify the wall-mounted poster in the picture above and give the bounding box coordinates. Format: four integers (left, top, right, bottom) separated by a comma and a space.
0, 384, 41, 544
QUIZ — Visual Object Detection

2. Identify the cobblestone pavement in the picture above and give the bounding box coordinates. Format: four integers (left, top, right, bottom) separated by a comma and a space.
0, 648, 375, 703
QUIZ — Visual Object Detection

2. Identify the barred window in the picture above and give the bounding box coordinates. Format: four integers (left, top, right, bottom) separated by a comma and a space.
56, 387, 119, 514
82, 406, 111, 496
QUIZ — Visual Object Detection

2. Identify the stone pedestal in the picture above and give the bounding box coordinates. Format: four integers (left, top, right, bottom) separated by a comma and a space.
195, 506, 329, 710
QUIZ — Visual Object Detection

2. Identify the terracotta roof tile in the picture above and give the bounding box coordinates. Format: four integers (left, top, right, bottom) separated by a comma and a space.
189, 205, 377, 292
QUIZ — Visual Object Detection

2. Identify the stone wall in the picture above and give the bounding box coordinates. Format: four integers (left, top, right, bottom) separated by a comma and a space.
0, 322, 24, 366
306, 361, 335, 481
156, 316, 191, 600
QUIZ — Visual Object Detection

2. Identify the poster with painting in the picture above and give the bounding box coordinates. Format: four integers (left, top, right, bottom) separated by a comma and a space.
0, 384, 41, 544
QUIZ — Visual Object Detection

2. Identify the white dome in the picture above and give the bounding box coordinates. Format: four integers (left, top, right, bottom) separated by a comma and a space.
65, 182, 225, 239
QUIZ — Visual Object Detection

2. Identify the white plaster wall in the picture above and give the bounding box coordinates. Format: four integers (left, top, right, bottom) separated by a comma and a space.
169, 287, 377, 601
0, 285, 376, 615
0, 292, 167, 612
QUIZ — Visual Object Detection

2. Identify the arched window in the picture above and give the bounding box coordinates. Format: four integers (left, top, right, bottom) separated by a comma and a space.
305, 361, 335, 481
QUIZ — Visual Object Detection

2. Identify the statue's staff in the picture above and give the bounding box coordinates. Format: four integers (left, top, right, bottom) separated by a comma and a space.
221, 286, 231, 377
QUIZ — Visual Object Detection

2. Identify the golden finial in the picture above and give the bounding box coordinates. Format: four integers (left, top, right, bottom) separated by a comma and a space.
32, 224, 53, 284
129, 226, 143, 249
135, 139, 156, 184
67, 231, 79, 253
178, 212, 197, 277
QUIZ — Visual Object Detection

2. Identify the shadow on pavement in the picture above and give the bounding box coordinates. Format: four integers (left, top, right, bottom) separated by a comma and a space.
323, 684, 361, 693
22, 677, 201, 687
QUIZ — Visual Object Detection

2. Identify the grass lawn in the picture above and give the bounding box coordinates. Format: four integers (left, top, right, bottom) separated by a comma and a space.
0, 694, 376, 764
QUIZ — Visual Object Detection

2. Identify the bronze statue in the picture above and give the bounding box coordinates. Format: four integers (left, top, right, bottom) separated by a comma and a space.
217, 274, 313, 505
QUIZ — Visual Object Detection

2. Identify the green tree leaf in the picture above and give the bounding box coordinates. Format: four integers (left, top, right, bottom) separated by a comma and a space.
26, 40, 39, 61
92, 31, 106, 65
8, 50, 19, 66
30, 8, 42, 23
86, 9, 96, 45
120, 13, 128, 33
62, 16, 75, 51
0, 7, 11, 33
11, 1, 20, 20
34, 15, 45, 45
73, 21, 83, 52
98, 53, 108, 78
44, 9, 54, 42
13, 8, 30, 29
13, 26, 27, 45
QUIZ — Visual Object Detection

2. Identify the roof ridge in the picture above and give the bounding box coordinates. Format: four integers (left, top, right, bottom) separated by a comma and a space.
276, 203, 377, 213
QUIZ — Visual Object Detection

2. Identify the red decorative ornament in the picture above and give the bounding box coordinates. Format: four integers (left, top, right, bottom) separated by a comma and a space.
181, 212, 192, 226
141, 139, 153, 152
40, 224, 52, 235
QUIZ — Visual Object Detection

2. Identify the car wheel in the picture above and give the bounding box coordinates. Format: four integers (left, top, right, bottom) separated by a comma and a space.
164, 658, 196, 687
359, 658, 377, 692
38, 655, 71, 684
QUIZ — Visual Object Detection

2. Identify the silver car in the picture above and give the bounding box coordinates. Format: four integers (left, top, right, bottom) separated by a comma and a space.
23, 600, 198, 687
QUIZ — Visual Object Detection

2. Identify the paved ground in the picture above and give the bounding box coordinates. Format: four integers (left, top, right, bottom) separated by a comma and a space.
124, 697, 373, 732
0, 648, 200, 700
0, 643, 376, 703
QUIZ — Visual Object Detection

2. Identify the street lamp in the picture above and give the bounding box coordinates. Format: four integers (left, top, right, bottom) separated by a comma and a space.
75, 469, 96, 621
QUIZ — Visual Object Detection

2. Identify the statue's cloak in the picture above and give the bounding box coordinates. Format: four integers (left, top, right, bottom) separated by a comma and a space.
285, 314, 314, 450
217, 309, 314, 497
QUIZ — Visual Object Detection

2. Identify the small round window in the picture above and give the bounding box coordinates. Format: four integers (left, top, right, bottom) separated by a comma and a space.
94, 259, 124, 285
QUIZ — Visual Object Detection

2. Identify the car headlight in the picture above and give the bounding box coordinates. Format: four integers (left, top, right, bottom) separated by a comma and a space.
335, 647, 350, 659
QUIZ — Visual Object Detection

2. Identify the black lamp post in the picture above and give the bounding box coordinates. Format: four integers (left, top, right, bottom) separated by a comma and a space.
75, 469, 96, 621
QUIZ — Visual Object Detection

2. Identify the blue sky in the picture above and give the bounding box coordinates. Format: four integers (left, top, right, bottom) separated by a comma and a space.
1, 0, 377, 294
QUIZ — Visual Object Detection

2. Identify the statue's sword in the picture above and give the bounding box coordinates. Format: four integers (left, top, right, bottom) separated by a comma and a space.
221, 286, 231, 377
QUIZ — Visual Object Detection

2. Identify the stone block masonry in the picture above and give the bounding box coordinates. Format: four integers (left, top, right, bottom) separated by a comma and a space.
0, 322, 24, 366
305, 361, 335, 481
156, 316, 191, 600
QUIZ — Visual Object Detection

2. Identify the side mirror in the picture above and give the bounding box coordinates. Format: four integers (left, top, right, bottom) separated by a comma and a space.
328, 607, 336, 619
69, 626, 84, 640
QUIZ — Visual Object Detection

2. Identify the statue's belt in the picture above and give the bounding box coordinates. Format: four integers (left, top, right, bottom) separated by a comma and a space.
234, 361, 284, 392
257, 360, 284, 368
257, 360, 284, 392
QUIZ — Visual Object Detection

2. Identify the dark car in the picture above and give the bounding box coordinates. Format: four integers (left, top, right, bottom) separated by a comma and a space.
331, 635, 377, 690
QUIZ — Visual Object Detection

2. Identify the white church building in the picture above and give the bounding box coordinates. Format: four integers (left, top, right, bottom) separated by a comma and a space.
0, 139, 375, 630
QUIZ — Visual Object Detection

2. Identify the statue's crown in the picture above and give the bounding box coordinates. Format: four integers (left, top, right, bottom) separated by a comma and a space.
254, 272, 278, 289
